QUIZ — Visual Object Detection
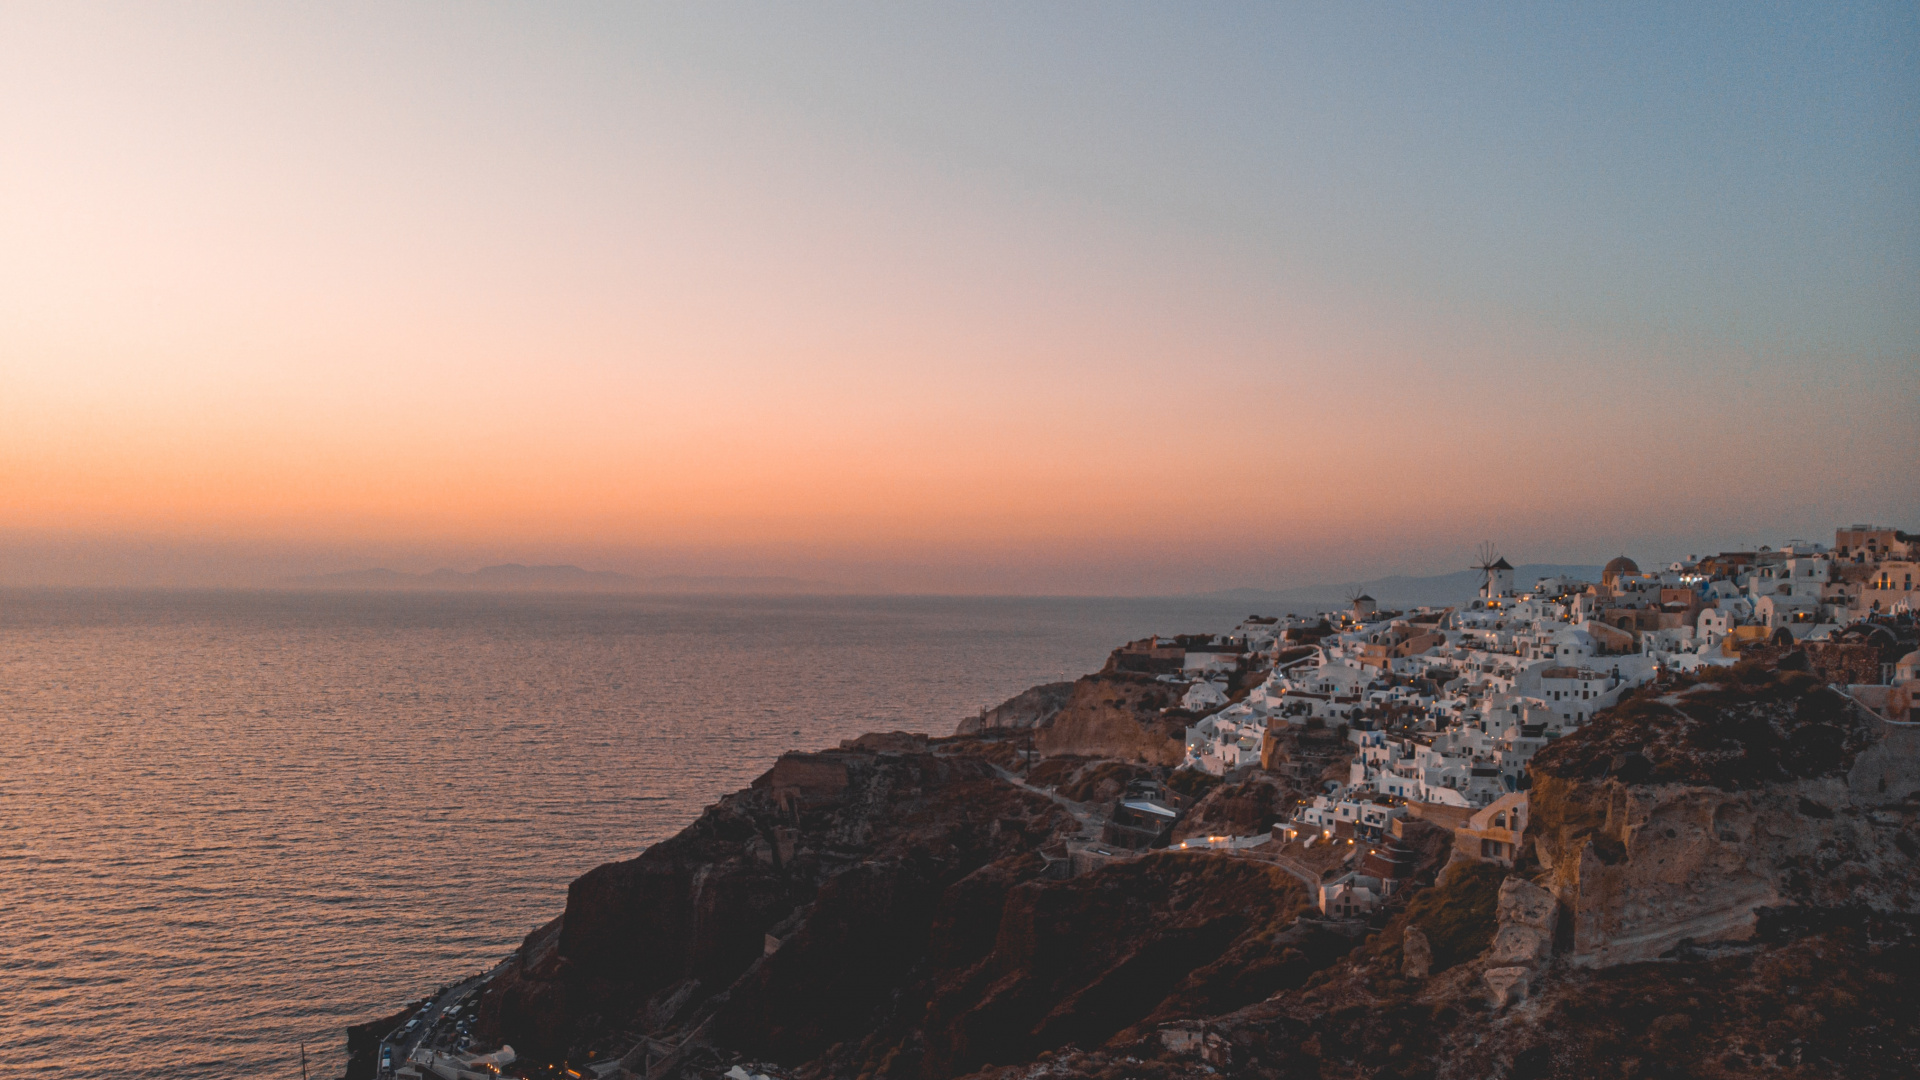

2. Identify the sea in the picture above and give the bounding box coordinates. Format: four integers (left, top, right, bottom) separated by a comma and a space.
0, 588, 1261, 1079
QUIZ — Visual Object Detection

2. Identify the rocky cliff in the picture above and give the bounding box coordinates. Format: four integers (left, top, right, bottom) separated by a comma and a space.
784, 854, 1316, 1079
1031, 674, 1185, 764
1527, 667, 1920, 965
477, 748, 1071, 1061
472, 742, 1317, 1077
415, 662, 1920, 1079
956, 681, 1075, 736
1083, 904, 1920, 1080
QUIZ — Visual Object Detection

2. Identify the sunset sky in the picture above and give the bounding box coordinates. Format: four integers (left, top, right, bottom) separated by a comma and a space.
2, 3, 1915, 593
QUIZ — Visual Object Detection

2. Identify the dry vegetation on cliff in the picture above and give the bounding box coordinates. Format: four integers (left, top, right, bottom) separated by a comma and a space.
1530, 665, 1875, 790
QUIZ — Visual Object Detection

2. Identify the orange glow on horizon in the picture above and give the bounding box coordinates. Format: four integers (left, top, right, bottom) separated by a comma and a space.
1, 7, 1910, 592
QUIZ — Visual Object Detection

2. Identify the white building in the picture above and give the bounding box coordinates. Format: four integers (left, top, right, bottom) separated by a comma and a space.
1320, 872, 1383, 917
1180, 680, 1229, 712
1182, 705, 1266, 775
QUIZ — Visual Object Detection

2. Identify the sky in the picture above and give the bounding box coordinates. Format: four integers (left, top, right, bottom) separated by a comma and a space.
1, 3, 1915, 594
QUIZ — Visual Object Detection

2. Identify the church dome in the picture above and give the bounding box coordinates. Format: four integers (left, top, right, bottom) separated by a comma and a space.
1603, 555, 1640, 576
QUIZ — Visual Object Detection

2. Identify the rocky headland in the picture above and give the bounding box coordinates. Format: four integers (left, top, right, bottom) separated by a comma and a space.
355, 645, 1920, 1080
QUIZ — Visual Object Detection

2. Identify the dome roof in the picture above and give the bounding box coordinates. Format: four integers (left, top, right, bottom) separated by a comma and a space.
1898, 650, 1920, 672
1604, 555, 1640, 575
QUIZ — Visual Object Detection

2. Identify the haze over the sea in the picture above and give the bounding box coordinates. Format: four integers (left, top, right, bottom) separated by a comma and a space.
2, 3, 1914, 593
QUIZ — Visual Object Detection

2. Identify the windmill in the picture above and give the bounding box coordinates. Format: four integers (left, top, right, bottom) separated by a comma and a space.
1344, 583, 1377, 616
1472, 542, 1501, 592
1472, 541, 1512, 600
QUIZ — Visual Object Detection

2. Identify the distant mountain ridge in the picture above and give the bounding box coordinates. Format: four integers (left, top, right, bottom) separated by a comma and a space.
1207, 563, 1605, 613
293, 564, 851, 594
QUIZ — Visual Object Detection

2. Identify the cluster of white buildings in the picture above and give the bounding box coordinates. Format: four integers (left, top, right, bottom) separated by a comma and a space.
1179, 558, 1660, 808
1164, 525, 1919, 921
1179, 526, 1920, 813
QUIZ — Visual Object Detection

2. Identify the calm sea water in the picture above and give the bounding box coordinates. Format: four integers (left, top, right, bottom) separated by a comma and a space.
0, 589, 1256, 1078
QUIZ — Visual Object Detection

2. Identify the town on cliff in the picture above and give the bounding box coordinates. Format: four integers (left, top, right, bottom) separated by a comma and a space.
353, 524, 1920, 1080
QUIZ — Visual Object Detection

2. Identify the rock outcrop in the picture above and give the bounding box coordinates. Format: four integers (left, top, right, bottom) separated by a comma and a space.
1171, 772, 1291, 841
1400, 925, 1431, 979
1482, 964, 1531, 1007
956, 681, 1074, 736
1529, 670, 1920, 966
1487, 877, 1556, 968
1032, 674, 1184, 764
1483, 877, 1555, 1006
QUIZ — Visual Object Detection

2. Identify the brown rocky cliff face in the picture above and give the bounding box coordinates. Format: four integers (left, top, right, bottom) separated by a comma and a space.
472, 748, 1327, 1080
710, 852, 987, 1062
1033, 674, 1184, 765
475, 749, 1075, 1061
1128, 911, 1920, 1080
896, 854, 1312, 1078
1527, 770, 1920, 967
913, 671, 1920, 1080
1527, 673, 1920, 966
714, 853, 1313, 1068
556, 827, 795, 994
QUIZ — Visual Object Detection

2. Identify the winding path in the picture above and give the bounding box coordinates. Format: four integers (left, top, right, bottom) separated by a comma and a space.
988, 764, 1104, 835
